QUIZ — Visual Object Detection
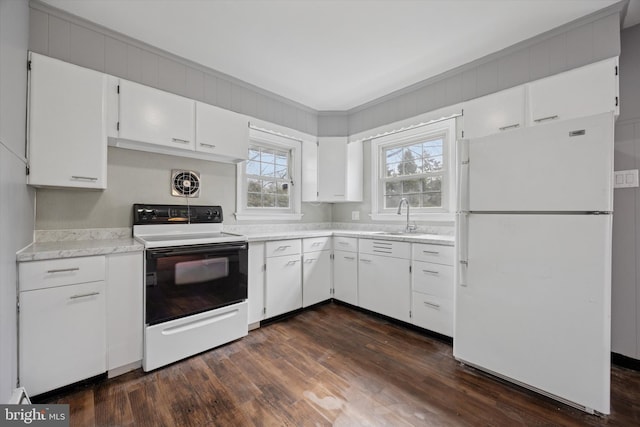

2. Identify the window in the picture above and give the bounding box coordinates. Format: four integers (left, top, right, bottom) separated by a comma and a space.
371, 118, 456, 220
246, 145, 291, 209
236, 128, 303, 221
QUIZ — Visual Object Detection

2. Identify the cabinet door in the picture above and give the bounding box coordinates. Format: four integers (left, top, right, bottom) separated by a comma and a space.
302, 250, 332, 307
528, 57, 618, 127
302, 139, 319, 202
333, 250, 358, 305
19, 281, 106, 396
195, 102, 248, 161
28, 53, 107, 189
358, 254, 410, 322
318, 137, 347, 201
119, 79, 195, 150
463, 86, 525, 139
265, 254, 302, 318
248, 242, 265, 324
346, 140, 363, 201
106, 253, 142, 373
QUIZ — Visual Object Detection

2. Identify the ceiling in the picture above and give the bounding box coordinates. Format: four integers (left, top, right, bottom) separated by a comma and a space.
40, 0, 635, 111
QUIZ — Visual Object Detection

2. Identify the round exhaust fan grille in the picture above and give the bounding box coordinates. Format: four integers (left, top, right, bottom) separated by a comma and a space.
171, 170, 201, 198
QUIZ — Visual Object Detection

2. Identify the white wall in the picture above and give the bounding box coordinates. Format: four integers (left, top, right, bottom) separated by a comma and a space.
0, 0, 35, 402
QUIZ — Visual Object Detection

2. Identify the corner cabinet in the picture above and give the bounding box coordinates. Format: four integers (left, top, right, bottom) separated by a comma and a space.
118, 79, 195, 150
27, 52, 107, 189
195, 102, 249, 162
303, 137, 363, 202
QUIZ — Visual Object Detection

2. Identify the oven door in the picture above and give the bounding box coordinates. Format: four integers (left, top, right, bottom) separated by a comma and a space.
145, 242, 248, 325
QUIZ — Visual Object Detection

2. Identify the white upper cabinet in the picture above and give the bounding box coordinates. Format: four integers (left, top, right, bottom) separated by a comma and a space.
301, 140, 319, 202
195, 102, 249, 162
310, 137, 363, 202
118, 79, 195, 150
527, 57, 619, 126
28, 52, 107, 189
462, 86, 525, 140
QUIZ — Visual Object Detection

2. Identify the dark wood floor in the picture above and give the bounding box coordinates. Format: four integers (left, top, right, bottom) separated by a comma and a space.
43, 303, 640, 426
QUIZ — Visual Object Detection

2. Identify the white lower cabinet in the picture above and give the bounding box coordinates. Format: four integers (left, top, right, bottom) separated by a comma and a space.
302, 237, 332, 307
358, 247, 411, 323
18, 252, 145, 395
106, 253, 143, 375
410, 243, 455, 337
265, 240, 302, 318
248, 242, 266, 325
333, 250, 358, 305
19, 280, 106, 396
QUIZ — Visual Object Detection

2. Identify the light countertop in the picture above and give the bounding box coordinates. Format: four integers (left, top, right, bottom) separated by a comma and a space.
17, 238, 144, 262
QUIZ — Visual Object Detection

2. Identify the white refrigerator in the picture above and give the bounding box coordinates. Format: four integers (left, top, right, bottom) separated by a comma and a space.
455, 112, 614, 414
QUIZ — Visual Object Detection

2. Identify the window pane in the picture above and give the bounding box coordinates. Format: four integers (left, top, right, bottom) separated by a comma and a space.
386, 161, 401, 177
423, 192, 442, 207
248, 148, 260, 161
275, 151, 288, 166
276, 194, 289, 208
275, 166, 288, 179
263, 180, 276, 194
247, 178, 262, 192
407, 194, 421, 207
423, 144, 443, 158
402, 179, 422, 194
385, 147, 402, 164
260, 163, 275, 177
246, 160, 260, 176
385, 181, 402, 195
385, 195, 402, 209
423, 176, 442, 191
423, 155, 443, 172
262, 193, 275, 207
247, 193, 262, 207
261, 149, 275, 164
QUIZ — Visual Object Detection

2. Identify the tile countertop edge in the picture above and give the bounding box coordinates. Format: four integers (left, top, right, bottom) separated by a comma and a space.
16, 238, 144, 262
244, 230, 455, 246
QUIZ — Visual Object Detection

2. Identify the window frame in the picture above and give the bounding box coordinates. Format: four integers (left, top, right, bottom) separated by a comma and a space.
370, 118, 456, 222
235, 128, 303, 221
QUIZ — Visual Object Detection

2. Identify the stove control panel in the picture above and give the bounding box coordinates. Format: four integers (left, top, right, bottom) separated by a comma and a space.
133, 204, 223, 224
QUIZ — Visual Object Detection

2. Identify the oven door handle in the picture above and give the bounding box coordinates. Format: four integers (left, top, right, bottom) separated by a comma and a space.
149, 244, 247, 257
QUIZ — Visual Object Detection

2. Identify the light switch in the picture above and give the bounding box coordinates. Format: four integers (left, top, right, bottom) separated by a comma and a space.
614, 169, 639, 189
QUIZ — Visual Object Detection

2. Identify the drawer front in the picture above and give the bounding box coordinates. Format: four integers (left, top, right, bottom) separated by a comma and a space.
19, 256, 106, 292
412, 262, 454, 299
303, 236, 331, 253
265, 239, 302, 258
333, 236, 357, 253
359, 239, 410, 259
412, 243, 454, 265
412, 292, 453, 337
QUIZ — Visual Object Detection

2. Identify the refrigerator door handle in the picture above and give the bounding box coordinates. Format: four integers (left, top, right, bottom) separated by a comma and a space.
457, 212, 469, 287
458, 139, 470, 212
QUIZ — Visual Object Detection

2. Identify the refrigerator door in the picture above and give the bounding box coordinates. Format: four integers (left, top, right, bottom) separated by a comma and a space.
455, 213, 612, 414
461, 112, 613, 212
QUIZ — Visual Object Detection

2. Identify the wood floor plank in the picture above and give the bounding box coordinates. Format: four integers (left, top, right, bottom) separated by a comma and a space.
39, 303, 640, 426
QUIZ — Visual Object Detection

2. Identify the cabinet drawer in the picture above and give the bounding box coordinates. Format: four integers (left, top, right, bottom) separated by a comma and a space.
19, 256, 106, 292
412, 243, 454, 265
412, 262, 453, 299
265, 239, 302, 258
359, 239, 410, 258
333, 236, 357, 253
411, 292, 453, 337
303, 236, 331, 253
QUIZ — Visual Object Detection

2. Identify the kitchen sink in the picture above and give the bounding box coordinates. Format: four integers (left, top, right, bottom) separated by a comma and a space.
373, 231, 429, 236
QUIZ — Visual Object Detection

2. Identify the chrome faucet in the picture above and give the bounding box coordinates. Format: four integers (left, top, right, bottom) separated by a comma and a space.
397, 198, 417, 233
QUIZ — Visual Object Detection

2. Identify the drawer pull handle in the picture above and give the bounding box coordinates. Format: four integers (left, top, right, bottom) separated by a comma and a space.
534, 115, 559, 123
360, 258, 372, 263
47, 267, 80, 273
423, 301, 441, 309
276, 245, 291, 251
333, 194, 345, 197
304, 258, 315, 263
71, 176, 98, 181
199, 143, 216, 148
172, 138, 191, 144
286, 260, 300, 266
69, 291, 100, 300
312, 242, 323, 246
422, 269, 439, 275
373, 250, 393, 254
344, 256, 355, 260
498, 123, 520, 131
422, 250, 440, 255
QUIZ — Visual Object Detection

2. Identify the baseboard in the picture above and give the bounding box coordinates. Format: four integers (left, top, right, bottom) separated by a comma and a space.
611, 352, 640, 371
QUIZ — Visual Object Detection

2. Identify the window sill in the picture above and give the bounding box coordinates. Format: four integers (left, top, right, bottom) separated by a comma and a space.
369, 212, 456, 223
234, 212, 304, 222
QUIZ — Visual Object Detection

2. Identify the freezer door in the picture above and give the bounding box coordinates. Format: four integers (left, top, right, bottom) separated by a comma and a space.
455, 213, 612, 414
463, 112, 613, 212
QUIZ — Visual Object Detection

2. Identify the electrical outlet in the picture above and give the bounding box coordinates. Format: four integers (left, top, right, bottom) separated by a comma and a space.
351, 211, 360, 220
614, 169, 639, 188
